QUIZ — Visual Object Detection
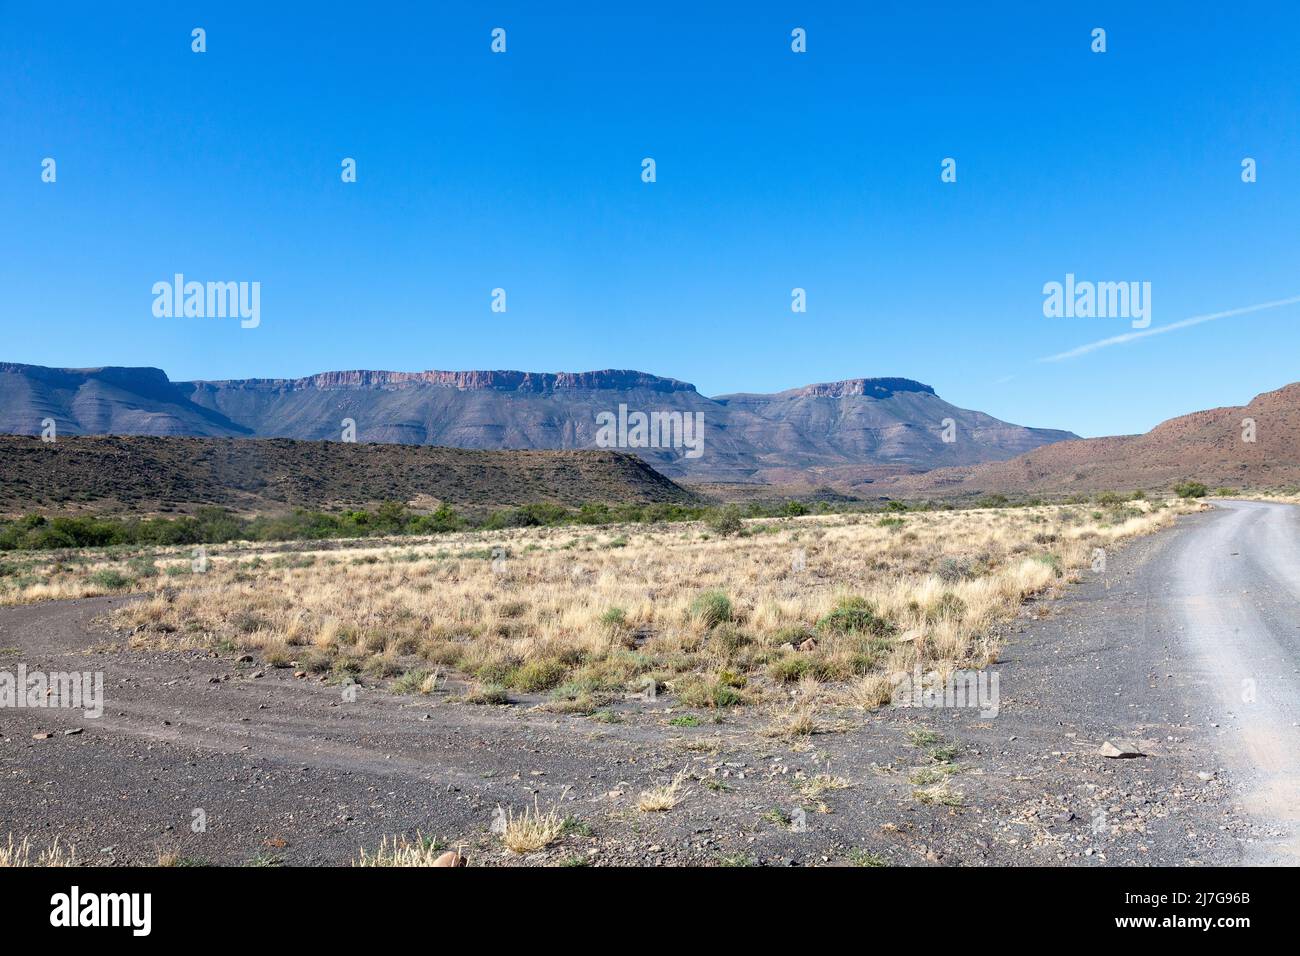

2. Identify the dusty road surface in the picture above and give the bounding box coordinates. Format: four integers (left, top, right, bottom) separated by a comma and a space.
2, 500, 1296, 866
1162, 500, 1300, 863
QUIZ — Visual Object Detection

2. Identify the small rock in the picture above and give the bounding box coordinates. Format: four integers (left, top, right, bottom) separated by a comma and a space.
797, 638, 817, 652
63, 728, 83, 736
1099, 740, 1145, 759
32, 732, 52, 740
432, 850, 466, 867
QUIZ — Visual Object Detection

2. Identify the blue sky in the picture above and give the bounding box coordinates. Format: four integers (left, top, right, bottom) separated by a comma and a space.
2, 2, 1298, 437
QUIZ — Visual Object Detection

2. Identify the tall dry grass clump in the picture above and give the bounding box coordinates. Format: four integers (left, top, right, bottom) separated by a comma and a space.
0, 835, 76, 867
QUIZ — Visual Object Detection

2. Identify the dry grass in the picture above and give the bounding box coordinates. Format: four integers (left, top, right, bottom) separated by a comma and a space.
0, 834, 76, 867
1, 501, 1201, 714
798, 773, 852, 798
913, 780, 964, 807
353, 833, 454, 866
637, 770, 690, 811
501, 801, 566, 854
764, 704, 823, 738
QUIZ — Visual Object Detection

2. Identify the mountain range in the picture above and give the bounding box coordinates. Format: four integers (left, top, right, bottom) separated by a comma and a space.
0, 363, 1075, 483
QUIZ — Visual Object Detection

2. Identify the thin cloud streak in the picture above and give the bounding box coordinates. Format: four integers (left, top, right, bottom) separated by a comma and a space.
1038, 295, 1300, 363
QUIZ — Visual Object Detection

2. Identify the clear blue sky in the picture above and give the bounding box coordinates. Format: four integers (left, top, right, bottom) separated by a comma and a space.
3, 2, 1298, 437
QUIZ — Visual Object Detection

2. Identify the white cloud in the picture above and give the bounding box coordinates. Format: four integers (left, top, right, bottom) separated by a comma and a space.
1038, 294, 1300, 363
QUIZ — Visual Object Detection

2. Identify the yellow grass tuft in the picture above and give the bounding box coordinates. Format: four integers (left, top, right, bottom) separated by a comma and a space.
637, 770, 690, 812
354, 833, 458, 867
501, 801, 566, 854
0, 834, 76, 867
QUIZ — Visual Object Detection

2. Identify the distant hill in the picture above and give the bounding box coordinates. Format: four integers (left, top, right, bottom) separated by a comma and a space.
0, 363, 1076, 482
871, 382, 1300, 498
0, 436, 694, 515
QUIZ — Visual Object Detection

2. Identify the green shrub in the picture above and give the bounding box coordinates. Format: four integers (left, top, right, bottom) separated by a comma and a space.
89, 569, 132, 590
689, 590, 733, 628
816, 596, 892, 636
769, 654, 813, 683
512, 659, 568, 692
465, 684, 510, 705
676, 675, 746, 708
391, 668, 432, 694
935, 557, 975, 583
710, 623, 750, 655
705, 506, 744, 537
1174, 481, 1208, 499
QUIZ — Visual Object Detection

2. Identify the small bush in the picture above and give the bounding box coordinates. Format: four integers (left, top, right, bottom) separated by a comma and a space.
512, 659, 567, 692
816, 596, 892, 636
689, 590, 733, 629
709, 623, 750, 655
392, 668, 433, 695
769, 654, 814, 684
676, 675, 745, 708
705, 506, 743, 537
89, 569, 132, 590
1174, 481, 1208, 499
935, 557, 975, 583
465, 683, 510, 705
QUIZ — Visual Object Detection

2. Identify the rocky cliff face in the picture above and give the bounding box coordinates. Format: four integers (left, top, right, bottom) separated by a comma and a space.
0, 363, 1076, 482
202, 369, 695, 393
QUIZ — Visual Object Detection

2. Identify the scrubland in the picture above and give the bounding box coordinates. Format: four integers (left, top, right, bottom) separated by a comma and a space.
28, 498, 1200, 716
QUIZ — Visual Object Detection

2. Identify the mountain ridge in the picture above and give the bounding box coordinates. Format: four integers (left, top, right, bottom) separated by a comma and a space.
0, 363, 1076, 482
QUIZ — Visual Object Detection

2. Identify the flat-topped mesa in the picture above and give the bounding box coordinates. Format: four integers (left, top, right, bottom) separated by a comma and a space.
190, 369, 698, 393
0, 363, 173, 389
781, 377, 937, 399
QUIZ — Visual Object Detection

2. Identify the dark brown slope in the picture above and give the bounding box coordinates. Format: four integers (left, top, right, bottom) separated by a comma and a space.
0, 436, 694, 514
869, 382, 1300, 498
